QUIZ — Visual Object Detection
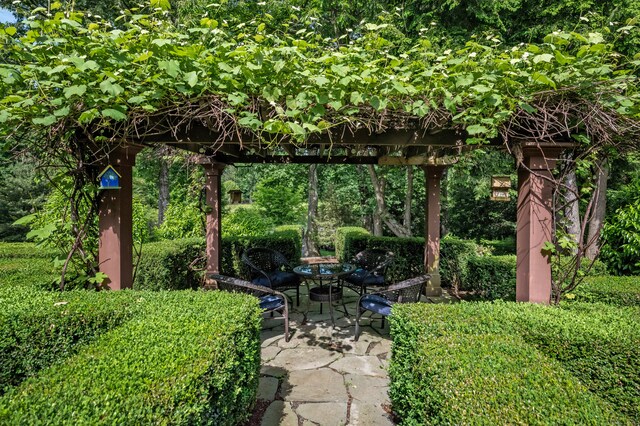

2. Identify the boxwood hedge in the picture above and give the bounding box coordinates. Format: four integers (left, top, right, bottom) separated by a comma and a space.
389, 302, 638, 424
134, 231, 301, 291
0, 287, 143, 394
0, 290, 262, 426
570, 276, 640, 307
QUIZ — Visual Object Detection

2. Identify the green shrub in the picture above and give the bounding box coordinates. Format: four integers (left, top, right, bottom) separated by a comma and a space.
0, 291, 262, 425
134, 238, 205, 291
479, 237, 516, 255
0, 243, 56, 259
222, 205, 274, 237
439, 236, 477, 290
0, 287, 142, 394
0, 257, 58, 290
157, 202, 203, 240
334, 227, 369, 261
512, 302, 640, 423
569, 276, 640, 306
600, 200, 640, 275
466, 255, 517, 300
221, 232, 301, 278
389, 302, 634, 425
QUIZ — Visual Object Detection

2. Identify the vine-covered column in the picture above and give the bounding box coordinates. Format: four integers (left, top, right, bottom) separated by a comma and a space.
98, 145, 141, 290
202, 161, 226, 278
422, 164, 447, 297
516, 144, 562, 303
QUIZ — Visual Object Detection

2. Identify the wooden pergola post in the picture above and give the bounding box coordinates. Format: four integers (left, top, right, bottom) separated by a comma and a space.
98, 145, 141, 290
202, 161, 226, 276
516, 144, 562, 304
422, 164, 447, 297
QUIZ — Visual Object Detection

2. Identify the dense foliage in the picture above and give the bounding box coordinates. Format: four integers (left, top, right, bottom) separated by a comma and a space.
390, 301, 640, 424
0, 290, 262, 425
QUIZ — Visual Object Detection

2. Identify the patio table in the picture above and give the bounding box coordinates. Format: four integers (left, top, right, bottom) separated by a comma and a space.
293, 262, 356, 327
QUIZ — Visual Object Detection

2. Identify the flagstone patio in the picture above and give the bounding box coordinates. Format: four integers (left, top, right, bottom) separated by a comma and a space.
250, 284, 452, 425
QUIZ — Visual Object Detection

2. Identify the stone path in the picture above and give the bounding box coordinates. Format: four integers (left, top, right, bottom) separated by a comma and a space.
254, 285, 397, 426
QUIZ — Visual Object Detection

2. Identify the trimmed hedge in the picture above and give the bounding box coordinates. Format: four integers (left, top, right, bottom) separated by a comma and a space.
134, 231, 301, 290
389, 302, 639, 424
133, 238, 205, 291
466, 255, 517, 300
0, 257, 58, 290
334, 227, 369, 261
0, 290, 262, 425
479, 237, 516, 255
570, 276, 640, 307
439, 236, 477, 290
0, 243, 56, 259
0, 287, 142, 394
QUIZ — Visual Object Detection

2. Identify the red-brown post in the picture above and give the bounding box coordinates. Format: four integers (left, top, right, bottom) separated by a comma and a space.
98, 145, 141, 290
422, 164, 446, 297
203, 162, 226, 276
516, 145, 562, 304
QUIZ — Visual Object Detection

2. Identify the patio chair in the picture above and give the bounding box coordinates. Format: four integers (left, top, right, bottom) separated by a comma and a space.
355, 274, 429, 341
210, 274, 290, 342
241, 247, 301, 306
341, 249, 394, 296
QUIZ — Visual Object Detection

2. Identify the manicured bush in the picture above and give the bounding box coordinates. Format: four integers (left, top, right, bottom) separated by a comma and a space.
0, 291, 262, 426
389, 302, 634, 425
334, 227, 369, 261
570, 276, 640, 307
133, 238, 205, 291
512, 302, 640, 423
0, 257, 58, 290
221, 232, 301, 278
479, 237, 516, 255
0, 287, 143, 394
439, 236, 477, 290
274, 225, 304, 241
0, 243, 56, 259
466, 255, 517, 300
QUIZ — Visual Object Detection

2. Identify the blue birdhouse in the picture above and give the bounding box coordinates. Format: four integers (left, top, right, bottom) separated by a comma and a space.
98, 165, 121, 190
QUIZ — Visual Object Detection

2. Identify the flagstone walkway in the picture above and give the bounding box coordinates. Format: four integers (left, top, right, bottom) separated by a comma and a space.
251, 285, 398, 426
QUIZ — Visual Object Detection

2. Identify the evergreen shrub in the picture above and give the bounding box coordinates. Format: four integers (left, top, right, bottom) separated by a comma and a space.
0, 288, 142, 394
134, 230, 301, 290
334, 227, 369, 261
389, 302, 636, 424
439, 237, 477, 290
0, 291, 262, 426
479, 237, 516, 255
466, 255, 517, 300
569, 276, 640, 307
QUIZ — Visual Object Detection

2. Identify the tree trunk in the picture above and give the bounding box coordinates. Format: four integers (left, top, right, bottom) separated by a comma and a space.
585, 158, 609, 260
563, 166, 580, 252
157, 150, 170, 226
403, 166, 413, 235
302, 164, 320, 257
367, 165, 412, 237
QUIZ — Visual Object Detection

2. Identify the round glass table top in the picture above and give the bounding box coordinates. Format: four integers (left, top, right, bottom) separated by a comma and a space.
293, 262, 356, 278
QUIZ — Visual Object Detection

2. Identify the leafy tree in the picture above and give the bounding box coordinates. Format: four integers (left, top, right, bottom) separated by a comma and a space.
222, 204, 273, 237
252, 175, 304, 226
0, 159, 48, 241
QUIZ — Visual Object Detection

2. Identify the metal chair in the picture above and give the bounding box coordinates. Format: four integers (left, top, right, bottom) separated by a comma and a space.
341, 249, 394, 296
210, 274, 290, 342
355, 274, 430, 341
241, 247, 301, 306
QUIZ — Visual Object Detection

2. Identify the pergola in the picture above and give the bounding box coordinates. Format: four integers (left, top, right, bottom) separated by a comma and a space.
98, 123, 564, 304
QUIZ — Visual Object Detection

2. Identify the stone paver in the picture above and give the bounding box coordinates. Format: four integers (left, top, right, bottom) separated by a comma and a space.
255, 265, 415, 425
330, 355, 386, 377
296, 402, 348, 426
261, 401, 298, 426
282, 368, 347, 402
269, 346, 342, 370
345, 374, 390, 404
349, 402, 395, 426
257, 376, 279, 401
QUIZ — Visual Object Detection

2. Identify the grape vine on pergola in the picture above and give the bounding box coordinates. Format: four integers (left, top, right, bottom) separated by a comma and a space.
1, 10, 639, 302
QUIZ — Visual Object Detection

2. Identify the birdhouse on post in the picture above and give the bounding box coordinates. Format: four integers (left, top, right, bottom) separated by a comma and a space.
228, 189, 242, 204
490, 176, 511, 201
98, 165, 121, 190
